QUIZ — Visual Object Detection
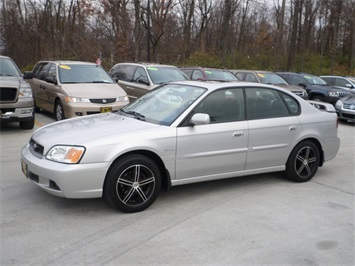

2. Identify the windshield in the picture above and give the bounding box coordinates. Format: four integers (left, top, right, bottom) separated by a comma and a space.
147, 67, 188, 84
58, 64, 114, 84
121, 84, 206, 125
257, 73, 288, 85
302, 74, 327, 85
204, 69, 238, 81
0, 58, 21, 77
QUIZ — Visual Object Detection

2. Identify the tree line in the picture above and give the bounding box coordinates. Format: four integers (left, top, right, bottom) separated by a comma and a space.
1, 0, 354, 76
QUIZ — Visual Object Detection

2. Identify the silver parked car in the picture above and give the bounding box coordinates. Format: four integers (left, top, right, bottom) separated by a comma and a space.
21, 81, 340, 213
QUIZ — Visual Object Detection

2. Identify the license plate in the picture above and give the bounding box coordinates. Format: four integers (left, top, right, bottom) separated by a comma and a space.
100, 107, 112, 113
21, 160, 28, 178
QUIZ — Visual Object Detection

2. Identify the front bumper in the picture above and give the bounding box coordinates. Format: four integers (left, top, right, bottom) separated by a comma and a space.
336, 108, 355, 122
21, 145, 110, 198
0, 98, 34, 122
62, 101, 129, 118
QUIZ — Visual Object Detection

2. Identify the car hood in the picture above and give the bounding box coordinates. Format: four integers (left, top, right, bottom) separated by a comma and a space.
61, 83, 127, 97
339, 94, 355, 104
275, 84, 305, 92
308, 84, 348, 92
32, 112, 160, 147
0, 76, 25, 87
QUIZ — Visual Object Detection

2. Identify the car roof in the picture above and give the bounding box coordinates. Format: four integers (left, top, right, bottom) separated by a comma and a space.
320, 75, 349, 78
0, 55, 11, 59
36, 60, 97, 66
113, 62, 178, 68
168, 80, 292, 93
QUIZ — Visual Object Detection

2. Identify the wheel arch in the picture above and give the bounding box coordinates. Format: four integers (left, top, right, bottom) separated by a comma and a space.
104, 149, 172, 193
291, 137, 324, 167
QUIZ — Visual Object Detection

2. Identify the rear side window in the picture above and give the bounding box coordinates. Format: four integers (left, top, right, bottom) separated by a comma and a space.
36, 63, 51, 81
246, 88, 290, 120
110, 64, 137, 82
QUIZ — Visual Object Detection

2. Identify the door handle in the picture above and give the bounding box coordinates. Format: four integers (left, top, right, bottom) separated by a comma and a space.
233, 131, 244, 137
289, 125, 298, 131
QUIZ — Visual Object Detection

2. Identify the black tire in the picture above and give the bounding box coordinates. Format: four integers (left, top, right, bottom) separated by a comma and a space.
19, 115, 35, 130
285, 141, 320, 182
104, 154, 162, 213
312, 95, 324, 102
55, 101, 65, 121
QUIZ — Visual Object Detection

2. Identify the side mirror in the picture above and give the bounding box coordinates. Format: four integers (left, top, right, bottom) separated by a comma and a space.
190, 113, 210, 126
23, 71, 33, 79
112, 76, 119, 82
345, 83, 353, 88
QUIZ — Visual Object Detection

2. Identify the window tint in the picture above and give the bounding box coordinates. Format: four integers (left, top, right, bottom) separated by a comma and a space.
47, 64, 56, 79
133, 67, 148, 83
290, 75, 305, 86
194, 88, 244, 123
280, 93, 300, 115
235, 72, 245, 80
245, 73, 258, 82
110, 64, 137, 82
192, 70, 204, 80
246, 88, 289, 119
35, 62, 51, 80
335, 78, 349, 87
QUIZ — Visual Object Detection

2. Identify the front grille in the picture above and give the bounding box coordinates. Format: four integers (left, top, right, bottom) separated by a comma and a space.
89, 98, 116, 104
343, 113, 355, 119
0, 87, 18, 102
339, 92, 349, 97
29, 138, 44, 158
343, 103, 355, 110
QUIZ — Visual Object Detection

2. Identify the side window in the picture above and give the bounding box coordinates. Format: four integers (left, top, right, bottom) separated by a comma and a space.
246, 88, 290, 120
191, 70, 204, 80
290, 75, 304, 86
47, 64, 56, 79
194, 88, 244, 123
323, 77, 334, 85
335, 78, 349, 87
133, 67, 148, 83
280, 93, 300, 115
245, 73, 257, 82
36, 63, 51, 81
110, 65, 136, 82
181, 69, 192, 79
235, 72, 245, 80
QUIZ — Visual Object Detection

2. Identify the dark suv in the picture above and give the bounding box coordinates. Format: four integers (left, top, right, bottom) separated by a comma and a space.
277, 72, 349, 104
0, 55, 35, 129
109, 63, 188, 102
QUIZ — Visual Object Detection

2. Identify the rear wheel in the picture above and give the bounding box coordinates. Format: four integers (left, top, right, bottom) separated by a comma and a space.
55, 101, 65, 121
104, 154, 162, 213
285, 141, 320, 182
312, 95, 324, 102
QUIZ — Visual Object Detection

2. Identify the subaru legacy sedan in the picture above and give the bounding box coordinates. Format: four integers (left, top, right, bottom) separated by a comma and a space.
21, 81, 340, 213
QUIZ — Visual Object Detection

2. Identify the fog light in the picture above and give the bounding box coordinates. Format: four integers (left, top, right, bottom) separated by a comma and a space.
21, 109, 33, 114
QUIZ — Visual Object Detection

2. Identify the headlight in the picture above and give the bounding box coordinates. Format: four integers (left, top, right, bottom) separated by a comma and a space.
335, 100, 343, 109
117, 96, 129, 102
19, 86, 33, 98
46, 145, 85, 164
328, 91, 340, 97
65, 96, 90, 103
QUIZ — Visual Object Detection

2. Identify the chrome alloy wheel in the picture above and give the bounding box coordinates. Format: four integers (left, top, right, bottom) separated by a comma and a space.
294, 146, 318, 178
116, 164, 156, 206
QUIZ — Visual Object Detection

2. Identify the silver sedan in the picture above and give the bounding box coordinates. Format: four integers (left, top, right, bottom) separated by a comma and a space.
21, 81, 340, 213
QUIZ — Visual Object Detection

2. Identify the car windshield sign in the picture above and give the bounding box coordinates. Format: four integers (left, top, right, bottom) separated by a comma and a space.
121, 83, 206, 125
147, 67, 188, 84
59, 64, 114, 84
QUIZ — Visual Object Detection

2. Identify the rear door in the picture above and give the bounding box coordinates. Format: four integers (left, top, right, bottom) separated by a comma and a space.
244, 87, 301, 170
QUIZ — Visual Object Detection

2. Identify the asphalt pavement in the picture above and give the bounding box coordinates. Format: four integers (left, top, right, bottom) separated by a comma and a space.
0, 112, 354, 265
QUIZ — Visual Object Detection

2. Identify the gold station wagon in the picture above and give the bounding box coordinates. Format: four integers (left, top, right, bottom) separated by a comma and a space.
26, 60, 129, 120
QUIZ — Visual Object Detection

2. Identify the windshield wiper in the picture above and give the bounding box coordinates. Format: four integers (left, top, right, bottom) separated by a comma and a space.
120, 110, 146, 121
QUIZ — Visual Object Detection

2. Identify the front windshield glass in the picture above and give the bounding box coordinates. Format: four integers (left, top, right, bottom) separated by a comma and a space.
147, 67, 188, 84
204, 70, 238, 81
121, 84, 207, 125
58, 64, 114, 84
257, 73, 288, 85
0, 58, 21, 77
302, 74, 327, 85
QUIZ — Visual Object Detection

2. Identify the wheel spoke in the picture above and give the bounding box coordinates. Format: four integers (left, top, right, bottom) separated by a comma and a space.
304, 147, 310, 159
139, 176, 155, 186
117, 178, 133, 186
308, 157, 317, 164
136, 187, 148, 202
297, 164, 305, 175
304, 164, 311, 175
296, 154, 304, 162
134, 165, 140, 182
122, 187, 135, 203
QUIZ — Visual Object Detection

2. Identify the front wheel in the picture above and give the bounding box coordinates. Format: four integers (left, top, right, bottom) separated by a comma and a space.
285, 141, 320, 182
104, 155, 162, 213
55, 101, 65, 121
